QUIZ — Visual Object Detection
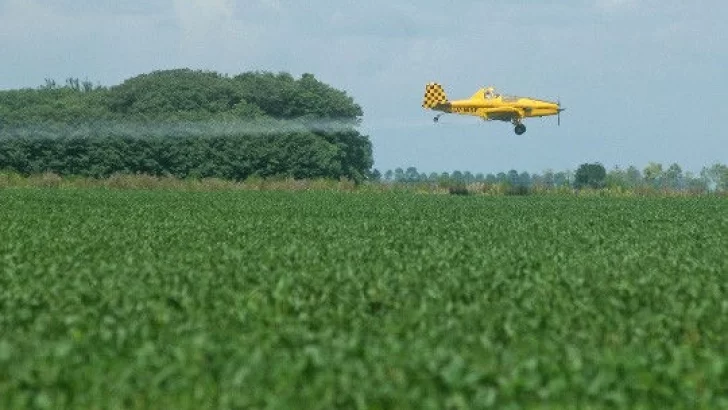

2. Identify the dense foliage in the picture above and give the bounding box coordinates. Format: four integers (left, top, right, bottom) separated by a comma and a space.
1, 189, 727, 408
0, 69, 373, 182
574, 162, 607, 189
0, 130, 370, 181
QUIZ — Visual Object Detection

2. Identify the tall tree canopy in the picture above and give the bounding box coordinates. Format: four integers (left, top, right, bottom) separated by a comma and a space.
0, 69, 373, 182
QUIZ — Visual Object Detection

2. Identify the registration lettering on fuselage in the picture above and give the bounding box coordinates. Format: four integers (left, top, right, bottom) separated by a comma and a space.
452, 107, 477, 113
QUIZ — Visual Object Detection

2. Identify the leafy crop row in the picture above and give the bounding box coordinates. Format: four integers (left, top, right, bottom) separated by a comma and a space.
1, 189, 726, 408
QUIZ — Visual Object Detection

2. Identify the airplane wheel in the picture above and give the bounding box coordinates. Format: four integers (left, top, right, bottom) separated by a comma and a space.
433, 116, 439, 123
514, 124, 526, 135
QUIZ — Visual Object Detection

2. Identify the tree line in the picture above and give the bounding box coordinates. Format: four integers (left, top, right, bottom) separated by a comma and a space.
0, 69, 373, 182
373, 162, 728, 194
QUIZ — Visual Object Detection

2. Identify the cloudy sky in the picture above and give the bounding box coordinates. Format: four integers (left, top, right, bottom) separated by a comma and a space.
1, 0, 726, 174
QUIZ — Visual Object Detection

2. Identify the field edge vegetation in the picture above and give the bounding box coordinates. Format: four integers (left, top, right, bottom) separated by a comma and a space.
2, 170, 727, 198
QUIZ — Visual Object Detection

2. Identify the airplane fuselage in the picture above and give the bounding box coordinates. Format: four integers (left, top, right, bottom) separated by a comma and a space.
423, 83, 564, 134
435, 92, 560, 121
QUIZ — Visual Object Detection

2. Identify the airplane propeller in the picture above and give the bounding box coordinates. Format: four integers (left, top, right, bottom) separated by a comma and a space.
557, 98, 565, 126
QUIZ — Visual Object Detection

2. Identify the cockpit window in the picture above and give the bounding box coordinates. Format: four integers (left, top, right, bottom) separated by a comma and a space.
484, 88, 499, 99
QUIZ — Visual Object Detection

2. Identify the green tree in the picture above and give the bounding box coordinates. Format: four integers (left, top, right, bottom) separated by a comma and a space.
625, 165, 642, 188
233, 71, 362, 121
394, 167, 405, 182
643, 162, 664, 188
0, 68, 375, 182
664, 163, 683, 190
541, 170, 555, 188
507, 170, 519, 185
701, 163, 728, 192
684, 171, 708, 193
518, 171, 531, 187
369, 169, 382, 181
606, 166, 627, 189
574, 163, 607, 189
451, 170, 464, 183
404, 166, 420, 182
553, 171, 569, 187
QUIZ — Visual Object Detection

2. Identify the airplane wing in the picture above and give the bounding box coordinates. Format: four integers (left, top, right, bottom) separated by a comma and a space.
481, 107, 524, 121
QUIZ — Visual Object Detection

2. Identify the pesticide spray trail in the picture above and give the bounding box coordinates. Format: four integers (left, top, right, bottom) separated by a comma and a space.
0, 117, 363, 140
360, 116, 490, 133
360, 119, 436, 132
0, 116, 486, 140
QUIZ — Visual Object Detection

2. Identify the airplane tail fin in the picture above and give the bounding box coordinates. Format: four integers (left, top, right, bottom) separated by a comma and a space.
422, 82, 448, 109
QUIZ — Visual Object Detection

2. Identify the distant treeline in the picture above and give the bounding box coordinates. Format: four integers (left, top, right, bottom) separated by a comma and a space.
0, 69, 373, 182
374, 162, 728, 194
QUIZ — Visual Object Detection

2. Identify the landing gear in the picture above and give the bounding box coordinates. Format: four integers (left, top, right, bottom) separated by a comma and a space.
434, 114, 443, 123
514, 123, 526, 135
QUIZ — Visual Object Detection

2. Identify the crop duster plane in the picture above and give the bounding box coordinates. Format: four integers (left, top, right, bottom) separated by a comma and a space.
422, 83, 564, 135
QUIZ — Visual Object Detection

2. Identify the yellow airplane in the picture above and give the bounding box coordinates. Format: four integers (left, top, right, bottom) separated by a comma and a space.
422, 83, 565, 135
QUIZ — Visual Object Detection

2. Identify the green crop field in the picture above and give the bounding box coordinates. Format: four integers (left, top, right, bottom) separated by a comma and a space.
1, 188, 727, 409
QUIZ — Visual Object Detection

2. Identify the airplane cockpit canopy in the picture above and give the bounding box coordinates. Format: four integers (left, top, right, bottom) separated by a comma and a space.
483, 87, 522, 101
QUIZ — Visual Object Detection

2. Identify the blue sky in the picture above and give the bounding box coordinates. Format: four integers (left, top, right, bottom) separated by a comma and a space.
1, 0, 726, 175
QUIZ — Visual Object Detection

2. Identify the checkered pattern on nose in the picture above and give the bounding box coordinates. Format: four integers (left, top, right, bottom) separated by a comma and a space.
422, 82, 447, 108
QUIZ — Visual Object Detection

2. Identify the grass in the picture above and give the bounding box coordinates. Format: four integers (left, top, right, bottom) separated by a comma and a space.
1, 187, 727, 409
3, 171, 723, 197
